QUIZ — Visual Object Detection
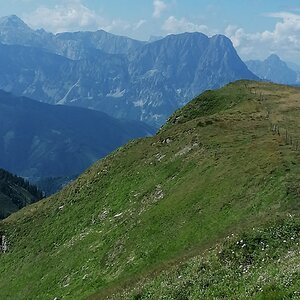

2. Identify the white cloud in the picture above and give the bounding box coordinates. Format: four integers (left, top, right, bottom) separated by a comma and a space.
153, 0, 167, 18
162, 16, 210, 35
225, 12, 300, 62
24, 0, 106, 33
135, 19, 147, 30
23, 0, 147, 38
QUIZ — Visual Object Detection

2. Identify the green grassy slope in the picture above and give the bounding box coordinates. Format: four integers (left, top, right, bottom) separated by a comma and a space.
107, 218, 299, 300
0, 80, 299, 299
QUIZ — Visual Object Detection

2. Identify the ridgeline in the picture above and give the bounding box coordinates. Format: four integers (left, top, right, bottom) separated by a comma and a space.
0, 80, 299, 299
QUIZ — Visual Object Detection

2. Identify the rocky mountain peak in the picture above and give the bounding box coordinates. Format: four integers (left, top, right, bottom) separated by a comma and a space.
210, 34, 233, 48
0, 15, 30, 30
265, 53, 281, 63
246, 53, 298, 85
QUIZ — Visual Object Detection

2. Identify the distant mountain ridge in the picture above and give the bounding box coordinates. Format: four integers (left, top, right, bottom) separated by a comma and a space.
0, 15, 145, 58
0, 90, 154, 180
0, 15, 257, 126
246, 54, 300, 85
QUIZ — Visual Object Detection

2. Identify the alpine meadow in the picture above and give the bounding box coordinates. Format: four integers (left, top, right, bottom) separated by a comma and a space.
0, 1, 299, 300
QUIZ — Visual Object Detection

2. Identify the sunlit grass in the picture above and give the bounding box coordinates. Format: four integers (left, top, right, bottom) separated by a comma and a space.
0, 80, 299, 300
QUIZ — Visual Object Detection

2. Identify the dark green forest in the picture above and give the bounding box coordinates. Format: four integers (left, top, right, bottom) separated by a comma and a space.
0, 168, 43, 219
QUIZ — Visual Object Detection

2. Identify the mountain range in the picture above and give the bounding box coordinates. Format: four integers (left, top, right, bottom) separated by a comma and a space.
0, 12, 298, 300
246, 54, 300, 85
0, 15, 257, 127
0, 90, 154, 180
0, 81, 298, 299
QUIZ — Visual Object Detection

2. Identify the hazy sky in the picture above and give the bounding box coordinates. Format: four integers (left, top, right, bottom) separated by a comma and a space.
1, 0, 300, 63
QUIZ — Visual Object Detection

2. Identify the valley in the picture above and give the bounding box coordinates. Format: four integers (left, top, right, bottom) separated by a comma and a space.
0, 90, 154, 181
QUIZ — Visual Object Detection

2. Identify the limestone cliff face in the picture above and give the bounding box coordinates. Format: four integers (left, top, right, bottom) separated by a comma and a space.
0, 16, 257, 127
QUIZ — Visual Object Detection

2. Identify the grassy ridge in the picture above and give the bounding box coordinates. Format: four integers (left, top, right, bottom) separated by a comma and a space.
0, 80, 299, 299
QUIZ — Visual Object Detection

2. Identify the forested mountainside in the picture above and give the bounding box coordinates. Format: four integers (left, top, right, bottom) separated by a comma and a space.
0, 90, 154, 179
0, 168, 42, 219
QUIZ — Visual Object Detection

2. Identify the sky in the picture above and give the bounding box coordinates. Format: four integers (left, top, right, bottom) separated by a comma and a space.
1, 0, 300, 63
